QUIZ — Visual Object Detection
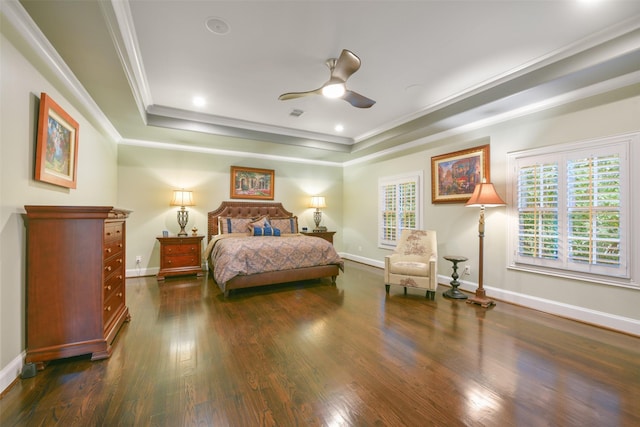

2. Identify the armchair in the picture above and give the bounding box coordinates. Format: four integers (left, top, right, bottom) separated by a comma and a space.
384, 229, 438, 300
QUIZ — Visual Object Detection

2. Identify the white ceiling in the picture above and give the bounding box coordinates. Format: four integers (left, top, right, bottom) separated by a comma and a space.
14, 0, 640, 162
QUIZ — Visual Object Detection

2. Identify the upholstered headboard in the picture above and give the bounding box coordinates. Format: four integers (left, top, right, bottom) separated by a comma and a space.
207, 201, 294, 240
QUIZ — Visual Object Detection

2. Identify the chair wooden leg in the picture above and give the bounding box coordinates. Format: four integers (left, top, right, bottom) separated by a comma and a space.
385, 284, 390, 293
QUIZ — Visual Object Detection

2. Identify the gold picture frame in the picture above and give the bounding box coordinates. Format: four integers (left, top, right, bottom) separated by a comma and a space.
431, 144, 489, 204
230, 166, 275, 200
35, 93, 79, 189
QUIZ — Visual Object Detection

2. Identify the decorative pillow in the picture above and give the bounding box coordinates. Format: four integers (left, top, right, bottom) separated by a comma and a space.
248, 216, 270, 235
218, 216, 254, 234
250, 217, 281, 237
269, 216, 298, 234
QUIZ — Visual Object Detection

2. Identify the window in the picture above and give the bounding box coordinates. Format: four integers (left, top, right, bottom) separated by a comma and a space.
507, 133, 637, 286
379, 171, 422, 249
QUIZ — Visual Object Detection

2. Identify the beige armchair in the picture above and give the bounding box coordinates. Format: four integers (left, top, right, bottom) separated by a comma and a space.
384, 229, 438, 300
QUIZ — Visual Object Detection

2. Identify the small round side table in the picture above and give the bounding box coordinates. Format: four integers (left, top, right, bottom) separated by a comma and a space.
443, 255, 468, 299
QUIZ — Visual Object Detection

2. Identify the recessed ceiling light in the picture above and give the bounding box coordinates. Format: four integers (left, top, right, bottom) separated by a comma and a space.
193, 96, 206, 107
334, 124, 344, 132
205, 17, 230, 35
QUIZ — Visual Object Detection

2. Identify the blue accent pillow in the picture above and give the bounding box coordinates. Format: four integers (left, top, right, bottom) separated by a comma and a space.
252, 225, 280, 236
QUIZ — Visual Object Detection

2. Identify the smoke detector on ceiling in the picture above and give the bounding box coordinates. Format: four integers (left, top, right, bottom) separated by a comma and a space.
205, 17, 230, 35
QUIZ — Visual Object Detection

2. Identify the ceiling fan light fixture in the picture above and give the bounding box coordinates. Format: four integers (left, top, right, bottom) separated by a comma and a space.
322, 83, 346, 98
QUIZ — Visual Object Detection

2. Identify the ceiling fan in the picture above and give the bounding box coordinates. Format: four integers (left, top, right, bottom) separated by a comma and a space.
278, 49, 376, 109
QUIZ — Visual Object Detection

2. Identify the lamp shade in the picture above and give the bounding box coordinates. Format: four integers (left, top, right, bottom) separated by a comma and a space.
465, 181, 505, 208
309, 196, 326, 209
170, 190, 195, 207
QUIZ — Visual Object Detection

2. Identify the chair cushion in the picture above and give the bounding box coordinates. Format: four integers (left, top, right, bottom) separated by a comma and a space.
389, 254, 430, 275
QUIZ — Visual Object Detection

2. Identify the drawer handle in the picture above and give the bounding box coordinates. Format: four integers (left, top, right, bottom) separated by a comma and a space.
118, 292, 123, 298
118, 243, 123, 248
118, 259, 122, 264
106, 232, 111, 236
118, 275, 123, 280
106, 285, 112, 291
106, 248, 112, 253
105, 266, 112, 272
105, 306, 111, 312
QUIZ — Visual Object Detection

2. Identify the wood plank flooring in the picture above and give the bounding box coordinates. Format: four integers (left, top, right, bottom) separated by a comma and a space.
1, 260, 639, 426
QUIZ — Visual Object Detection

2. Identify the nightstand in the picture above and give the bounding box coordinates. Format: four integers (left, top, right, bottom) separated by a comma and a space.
300, 230, 336, 245
156, 235, 204, 281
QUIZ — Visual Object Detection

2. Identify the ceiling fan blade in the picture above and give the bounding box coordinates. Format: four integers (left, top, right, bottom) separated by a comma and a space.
342, 90, 376, 108
278, 88, 322, 101
331, 49, 361, 82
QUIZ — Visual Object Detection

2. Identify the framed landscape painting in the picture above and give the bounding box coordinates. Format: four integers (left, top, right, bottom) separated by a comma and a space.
230, 166, 274, 200
431, 144, 489, 204
35, 93, 79, 189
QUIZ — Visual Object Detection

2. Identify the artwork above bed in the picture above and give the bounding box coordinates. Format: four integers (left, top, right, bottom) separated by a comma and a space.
206, 201, 343, 297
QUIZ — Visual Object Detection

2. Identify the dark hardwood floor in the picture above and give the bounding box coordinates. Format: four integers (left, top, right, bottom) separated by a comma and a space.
1, 260, 639, 426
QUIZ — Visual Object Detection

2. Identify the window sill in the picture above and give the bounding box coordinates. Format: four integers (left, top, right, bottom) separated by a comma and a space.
508, 263, 638, 290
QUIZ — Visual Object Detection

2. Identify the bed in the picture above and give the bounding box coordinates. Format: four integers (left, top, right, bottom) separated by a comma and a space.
206, 201, 343, 297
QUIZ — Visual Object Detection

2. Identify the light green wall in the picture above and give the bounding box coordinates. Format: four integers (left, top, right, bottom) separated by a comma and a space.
0, 30, 118, 375
343, 86, 640, 321
117, 145, 343, 273
2, 2, 639, 392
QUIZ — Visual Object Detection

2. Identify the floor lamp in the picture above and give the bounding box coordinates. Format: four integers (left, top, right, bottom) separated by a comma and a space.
465, 180, 505, 308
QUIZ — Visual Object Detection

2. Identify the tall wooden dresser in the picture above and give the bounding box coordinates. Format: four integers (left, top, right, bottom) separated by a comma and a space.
24, 206, 131, 369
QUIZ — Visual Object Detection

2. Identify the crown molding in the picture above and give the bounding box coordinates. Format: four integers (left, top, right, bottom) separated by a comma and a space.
1, 0, 121, 142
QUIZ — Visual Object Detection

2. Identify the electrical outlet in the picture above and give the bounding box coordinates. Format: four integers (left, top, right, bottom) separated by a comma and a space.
463, 265, 471, 275
135, 255, 142, 264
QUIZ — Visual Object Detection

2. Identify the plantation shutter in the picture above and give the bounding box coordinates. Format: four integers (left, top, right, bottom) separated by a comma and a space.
379, 172, 422, 249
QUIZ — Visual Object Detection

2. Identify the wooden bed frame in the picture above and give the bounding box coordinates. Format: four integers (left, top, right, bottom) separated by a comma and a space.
207, 201, 340, 296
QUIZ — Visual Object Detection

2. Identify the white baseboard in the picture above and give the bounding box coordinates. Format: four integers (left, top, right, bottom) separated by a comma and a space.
450, 276, 640, 337
125, 264, 210, 278
125, 266, 159, 278
341, 252, 639, 337
0, 351, 25, 395
339, 252, 384, 269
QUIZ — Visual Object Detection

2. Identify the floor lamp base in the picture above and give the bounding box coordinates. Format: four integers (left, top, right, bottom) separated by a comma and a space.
466, 293, 495, 308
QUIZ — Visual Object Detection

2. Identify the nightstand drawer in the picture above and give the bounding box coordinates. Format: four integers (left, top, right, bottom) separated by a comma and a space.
162, 243, 199, 256
163, 254, 199, 269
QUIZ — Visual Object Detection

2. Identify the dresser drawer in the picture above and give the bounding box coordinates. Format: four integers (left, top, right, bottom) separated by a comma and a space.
104, 222, 123, 242
104, 255, 124, 276
103, 285, 124, 328
104, 271, 124, 299
104, 239, 123, 258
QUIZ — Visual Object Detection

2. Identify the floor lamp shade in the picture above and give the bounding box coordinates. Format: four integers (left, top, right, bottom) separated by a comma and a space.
465, 181, 505, 307
170, 190, 195, 236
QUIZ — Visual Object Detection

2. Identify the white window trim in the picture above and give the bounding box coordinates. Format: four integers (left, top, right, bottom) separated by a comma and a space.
506, 132, 639, 289
378, 171, 423, 250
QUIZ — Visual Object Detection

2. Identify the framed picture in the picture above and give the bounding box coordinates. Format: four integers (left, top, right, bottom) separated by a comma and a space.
431, 144, 490, 204
230, 166, 275, 200
35, 93, 79, 189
